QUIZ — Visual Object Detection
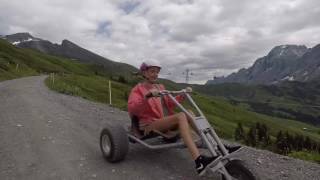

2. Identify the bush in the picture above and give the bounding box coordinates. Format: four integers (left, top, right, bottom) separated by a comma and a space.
118, 75, 127, 84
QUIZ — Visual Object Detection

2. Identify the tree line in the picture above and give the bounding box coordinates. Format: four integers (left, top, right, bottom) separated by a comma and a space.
234, 122, 320, 155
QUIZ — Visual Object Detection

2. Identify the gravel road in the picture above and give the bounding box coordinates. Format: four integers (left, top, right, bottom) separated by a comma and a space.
0, 76, 319, 180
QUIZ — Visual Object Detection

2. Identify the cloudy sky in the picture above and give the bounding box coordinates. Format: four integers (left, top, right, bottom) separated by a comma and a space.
1, 0, 320, 84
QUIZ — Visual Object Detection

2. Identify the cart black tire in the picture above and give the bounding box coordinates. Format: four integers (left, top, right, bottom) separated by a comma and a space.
100, 124, 129, 163
222, 160, 256, 180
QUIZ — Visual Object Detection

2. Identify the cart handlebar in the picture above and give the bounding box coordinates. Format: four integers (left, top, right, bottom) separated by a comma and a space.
145, 88, 192, 98
159, 89, 191, 95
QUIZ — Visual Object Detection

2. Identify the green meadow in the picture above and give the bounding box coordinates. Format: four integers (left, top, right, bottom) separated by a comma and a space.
1, 39, 319, 163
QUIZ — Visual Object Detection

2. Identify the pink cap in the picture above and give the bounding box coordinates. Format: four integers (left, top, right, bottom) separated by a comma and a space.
139, 62, 161, 72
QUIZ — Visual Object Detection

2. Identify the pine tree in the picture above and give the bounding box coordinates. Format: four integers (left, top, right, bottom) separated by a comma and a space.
264, 132, 271, 147
284, 131, 292, 154
310, 140, 317, 151
293, 134, 299, 151
296, 134, 304, 151
246, 125, 257, 147
261, 124, 271, 147
286, 131, 294, 150
276, 130, 288, 154
234, 122, 245, 141
304, 136, 311, 150
256, 122, 263, 142
118, 75, 127, 83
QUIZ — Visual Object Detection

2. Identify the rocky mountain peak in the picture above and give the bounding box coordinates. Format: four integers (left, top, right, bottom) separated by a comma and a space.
61, 39, 79, 48
5, 32, 33, 41
206, 43, 319, 85
4, 32, 42, 45
267, 45, 308, 59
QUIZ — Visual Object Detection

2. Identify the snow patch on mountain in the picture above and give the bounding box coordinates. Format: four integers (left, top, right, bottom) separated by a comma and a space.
12, 38, 35, 45
282, 76, 295, 81
279, 45, 287, 56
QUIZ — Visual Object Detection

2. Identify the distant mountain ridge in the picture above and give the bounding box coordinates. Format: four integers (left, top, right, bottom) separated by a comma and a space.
2, 32, 43, 45
207, 44, 320, 85
1, 32, 137, 75
1, 36, 319, 127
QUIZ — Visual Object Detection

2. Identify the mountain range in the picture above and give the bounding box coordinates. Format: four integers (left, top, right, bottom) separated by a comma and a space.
1, 32, 319, 125
203, 43, 320, 125
1, 32, 137, 76
207, 44, 320, 85
4, 32, 320, 86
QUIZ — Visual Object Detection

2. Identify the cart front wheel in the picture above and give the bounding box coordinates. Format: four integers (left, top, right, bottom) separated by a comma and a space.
100, 124, 129, 163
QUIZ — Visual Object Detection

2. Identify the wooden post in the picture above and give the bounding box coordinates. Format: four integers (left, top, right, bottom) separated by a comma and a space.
15, 64, 19, 71
52, 73, 55, 85
109, 80, 112, 105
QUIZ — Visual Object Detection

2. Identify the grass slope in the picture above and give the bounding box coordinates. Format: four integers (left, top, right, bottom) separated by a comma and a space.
1, 39, 320, 162
193, 82, 320, 126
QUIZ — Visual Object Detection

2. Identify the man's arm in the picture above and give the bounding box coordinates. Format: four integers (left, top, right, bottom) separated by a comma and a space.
128, 86, 148, 115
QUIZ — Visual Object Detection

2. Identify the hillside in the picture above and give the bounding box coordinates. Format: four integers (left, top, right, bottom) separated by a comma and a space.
193, 81, 320, 126
0, 39, 102, 79
2, 32, 138, 77
1, 38, 320, 163
5, 32, 317, 126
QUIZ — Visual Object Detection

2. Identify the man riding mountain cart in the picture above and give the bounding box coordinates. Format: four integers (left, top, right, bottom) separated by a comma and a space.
99, 61, 256, 179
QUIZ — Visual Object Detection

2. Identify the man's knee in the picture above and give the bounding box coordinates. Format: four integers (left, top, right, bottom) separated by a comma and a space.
176, 112, 187, 122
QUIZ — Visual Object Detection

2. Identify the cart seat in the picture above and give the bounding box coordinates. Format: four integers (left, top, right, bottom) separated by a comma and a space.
130, 115, 180, 142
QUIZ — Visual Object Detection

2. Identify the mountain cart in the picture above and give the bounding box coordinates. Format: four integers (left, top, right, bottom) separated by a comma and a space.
100, 89, 256, 180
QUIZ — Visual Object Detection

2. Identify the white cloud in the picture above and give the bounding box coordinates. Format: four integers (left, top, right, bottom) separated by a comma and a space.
0, 0, 320, 84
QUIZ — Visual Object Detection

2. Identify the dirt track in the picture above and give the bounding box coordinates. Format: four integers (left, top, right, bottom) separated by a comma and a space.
0, 76, 319, 180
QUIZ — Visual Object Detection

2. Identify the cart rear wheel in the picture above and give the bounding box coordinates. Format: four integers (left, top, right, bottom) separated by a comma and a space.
222, 160, 256, 180
100, 124, 129, 163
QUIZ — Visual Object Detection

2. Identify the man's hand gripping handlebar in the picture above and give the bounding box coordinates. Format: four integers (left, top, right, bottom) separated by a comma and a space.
145, 87, 192, 98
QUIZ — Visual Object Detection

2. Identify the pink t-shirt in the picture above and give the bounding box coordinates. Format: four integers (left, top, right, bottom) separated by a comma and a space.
128, 82, 185, 126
